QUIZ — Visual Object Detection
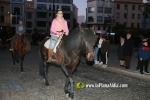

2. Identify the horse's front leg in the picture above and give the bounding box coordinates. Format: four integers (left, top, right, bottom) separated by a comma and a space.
20, 55, 25, 72
62, 66, 74, 99
64, 77, 70, 94
43, 62, 49, 86
11, 52, 16, 65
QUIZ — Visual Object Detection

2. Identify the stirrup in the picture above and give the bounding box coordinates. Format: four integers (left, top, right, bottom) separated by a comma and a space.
9, 48, 13, 51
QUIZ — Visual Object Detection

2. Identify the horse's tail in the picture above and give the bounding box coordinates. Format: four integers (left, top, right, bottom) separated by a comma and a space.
38, 49, 44, 77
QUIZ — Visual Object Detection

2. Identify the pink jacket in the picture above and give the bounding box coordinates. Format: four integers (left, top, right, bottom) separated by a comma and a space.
50, 18, 69, 37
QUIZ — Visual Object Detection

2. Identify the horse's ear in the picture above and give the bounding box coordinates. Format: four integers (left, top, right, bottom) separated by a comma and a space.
79, 26, 84, 33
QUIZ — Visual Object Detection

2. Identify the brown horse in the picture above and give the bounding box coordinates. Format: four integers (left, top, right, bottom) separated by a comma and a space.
39, 27, 96, 99
11, 33, 31, 72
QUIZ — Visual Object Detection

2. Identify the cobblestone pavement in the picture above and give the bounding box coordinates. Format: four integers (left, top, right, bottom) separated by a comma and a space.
0, 45, 150, 100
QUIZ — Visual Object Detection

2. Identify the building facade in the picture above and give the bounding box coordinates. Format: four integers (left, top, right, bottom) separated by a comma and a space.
24, 0, 35, 33
34, 0, 74, 33
87, 0, 114, 33
141, 0, 150, 29
0, 0, 10, 27
113, 0, 143, 28
10, 0, 25, 27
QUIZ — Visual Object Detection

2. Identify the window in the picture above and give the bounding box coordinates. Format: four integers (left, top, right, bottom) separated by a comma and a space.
138, 5, 141, 10
37, 21, 46, 27
12, 16, 20, 24
117, 13, 120, 18
54, 0, 59, 3
48, 0, 53, 3
131, 23, 134, 28
97, 16, 103, 22
117, 4, 120, 9
132, 14, 135, 19
88, 16, 94, 22
132, 5, 135, 10
124, 5, 127, 10
137, 23, 140, 28
37, 4, 47, 10
88, 7, 95, 13
104, 17, 111, 24
63, 13, 70, 19
138, 14, 140, 19
124, 22, 126, 27
62, 0, 70, 3
26, 12, 32, 19
0, 15, 4, 23
37, 0, 47, 2
124, 13, 127, 18
61, 6, 70, 11
11, 0, 23, 2
0, 7, 4, 12
26, 21, 32, 28
13, 7, 21, 15
97, 26, 100, 30
97, 7, 103, 13
104, 7, 112, 14
56, 5, 59, 10
49, 5, 52, 10
37, 12, 47, 18
49, 13, 52, 18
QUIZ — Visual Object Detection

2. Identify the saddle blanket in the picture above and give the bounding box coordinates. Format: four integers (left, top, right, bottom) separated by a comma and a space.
44, 39, 50, 49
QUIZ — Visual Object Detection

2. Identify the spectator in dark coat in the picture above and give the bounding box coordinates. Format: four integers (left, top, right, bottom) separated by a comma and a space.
117, 37, 125, 67
101, 35, 110, 68
123, 33, 134, 69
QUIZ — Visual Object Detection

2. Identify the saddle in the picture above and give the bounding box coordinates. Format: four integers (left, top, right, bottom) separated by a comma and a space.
44, 35, 63, 53
13, 35, 30, 52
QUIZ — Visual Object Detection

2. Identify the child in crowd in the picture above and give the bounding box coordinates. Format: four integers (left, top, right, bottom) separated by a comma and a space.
138, 38, 150, 75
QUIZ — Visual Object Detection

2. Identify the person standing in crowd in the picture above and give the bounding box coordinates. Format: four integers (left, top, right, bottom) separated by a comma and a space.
94, 33, 100, 64
136, 37, 145, 71
123, 33, 134, 69
97, 35, 103, 65
138, 39, 150, 75
100, 35, 110, 68
117, 37, 125, 67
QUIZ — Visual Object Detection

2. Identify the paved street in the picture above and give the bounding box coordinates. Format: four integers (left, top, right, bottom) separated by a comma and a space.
0, 45, 150, 100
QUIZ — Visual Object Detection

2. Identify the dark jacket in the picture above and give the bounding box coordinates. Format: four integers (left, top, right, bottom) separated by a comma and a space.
101, 40, 110, 54
94, 36, 100, 47
123, 38, 134, 56
117, 43, 125, 60
139, 45, 150, 60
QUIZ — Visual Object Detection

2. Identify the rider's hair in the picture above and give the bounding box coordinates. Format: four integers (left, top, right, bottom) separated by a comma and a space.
56, 8, 62, 14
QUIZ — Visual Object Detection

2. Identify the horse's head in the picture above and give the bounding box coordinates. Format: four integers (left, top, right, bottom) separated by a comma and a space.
80, 27, 96, 61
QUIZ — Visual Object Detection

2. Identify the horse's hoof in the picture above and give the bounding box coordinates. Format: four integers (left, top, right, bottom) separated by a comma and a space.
21, 71, 24, 74
69, 93, 74, 99
43, 79, 45, 83
46, 86, 50, 90
65, 94, 69, 98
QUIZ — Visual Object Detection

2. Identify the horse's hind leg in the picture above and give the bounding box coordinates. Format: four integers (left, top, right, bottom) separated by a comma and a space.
20, 56, 25, 72
43, 62, 49, 86
11, 53, 16, 65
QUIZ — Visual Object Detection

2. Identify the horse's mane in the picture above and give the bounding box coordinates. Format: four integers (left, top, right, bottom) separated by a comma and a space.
61, 27, 95, 55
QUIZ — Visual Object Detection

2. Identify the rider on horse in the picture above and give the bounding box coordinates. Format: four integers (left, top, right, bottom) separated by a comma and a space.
10, 19, 29, 51
47, 9, 69, 62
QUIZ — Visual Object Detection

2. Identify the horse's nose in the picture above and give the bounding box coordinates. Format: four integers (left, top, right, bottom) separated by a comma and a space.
87, 52, 94, 61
